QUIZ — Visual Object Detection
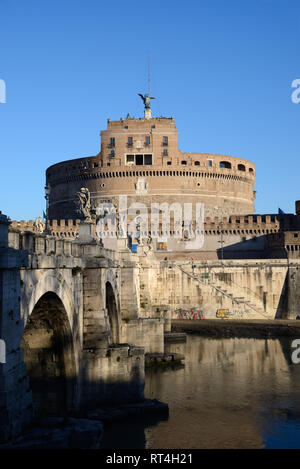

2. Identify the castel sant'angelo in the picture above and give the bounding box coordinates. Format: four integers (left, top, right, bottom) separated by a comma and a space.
11, 91, 300, 258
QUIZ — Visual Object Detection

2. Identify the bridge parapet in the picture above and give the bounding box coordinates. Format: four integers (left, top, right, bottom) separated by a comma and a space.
8, 229, 106, 261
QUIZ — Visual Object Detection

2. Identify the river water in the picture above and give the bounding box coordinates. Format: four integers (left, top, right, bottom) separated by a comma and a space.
100, 335, 300, 449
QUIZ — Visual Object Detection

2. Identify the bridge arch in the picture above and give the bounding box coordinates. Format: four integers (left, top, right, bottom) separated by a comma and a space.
21, 291, 77, 417
20, 271, 80, 416
21, 271, 78, 330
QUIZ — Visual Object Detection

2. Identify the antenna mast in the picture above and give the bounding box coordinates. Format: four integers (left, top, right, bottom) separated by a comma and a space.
148, 55, 150, 96
138, 56, 155, 119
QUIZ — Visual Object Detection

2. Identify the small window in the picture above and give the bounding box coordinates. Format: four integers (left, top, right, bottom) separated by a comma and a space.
249, 168, 254, 173
163, 149, 168, 156
167, 161, 172, 165
238, 164, 246, 171
220, 161, 231, 169
145, 136, 150, 146
109, 137, 115, 147
126, 154, 134, 164
94, 162, 99, 168
181, 160, 187, 165
294, 233, 299, 238
195, 161, 200, 166
163, 136, 168, 146
127, 137, 133, 146
208, 160, 213, 167
109, 150, 115, 157
144, 154, 152, 165
136, 154, 143, 165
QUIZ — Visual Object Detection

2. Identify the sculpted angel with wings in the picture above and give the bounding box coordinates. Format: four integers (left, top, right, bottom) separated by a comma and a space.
76, 187, 92, 222
138, 93, 155, 109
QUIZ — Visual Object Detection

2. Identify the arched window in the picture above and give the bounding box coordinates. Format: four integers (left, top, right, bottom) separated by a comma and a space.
219, 161, 231, 169
194, 161, 200, 166
181, 160, 187, 165
249, 168, 254, 173
238, 164, 246, 171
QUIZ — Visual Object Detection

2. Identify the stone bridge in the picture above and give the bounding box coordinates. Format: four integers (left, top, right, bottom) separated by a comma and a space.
0, 214, 165, 442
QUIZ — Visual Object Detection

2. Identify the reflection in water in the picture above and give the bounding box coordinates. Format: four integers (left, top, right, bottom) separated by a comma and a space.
101, 336, 300, 449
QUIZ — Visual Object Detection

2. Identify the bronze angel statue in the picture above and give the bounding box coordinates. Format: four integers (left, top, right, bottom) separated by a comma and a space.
138, 93, 155, 109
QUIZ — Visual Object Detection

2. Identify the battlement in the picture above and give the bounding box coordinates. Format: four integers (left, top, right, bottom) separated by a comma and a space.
10, 213, 291, 241
105, 116, 175, 131
48, 219, 80, 237
10, 219, 81, 239
204, 214, 281, 235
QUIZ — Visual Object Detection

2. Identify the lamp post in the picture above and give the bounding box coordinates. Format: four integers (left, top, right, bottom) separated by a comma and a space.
44, 185, 50, 233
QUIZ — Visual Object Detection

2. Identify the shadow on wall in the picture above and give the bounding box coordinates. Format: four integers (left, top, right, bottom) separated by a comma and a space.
217, 234, 287, 259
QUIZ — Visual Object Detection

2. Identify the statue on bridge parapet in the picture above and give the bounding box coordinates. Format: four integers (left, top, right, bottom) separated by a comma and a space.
135, 216, 143, 246
76, 187, 92, 222
33, 216, 45, 234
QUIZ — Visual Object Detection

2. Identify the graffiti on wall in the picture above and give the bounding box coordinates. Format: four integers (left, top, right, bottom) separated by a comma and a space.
176, 308, 247, 320
176, 309, 206, 320
228, 310, 246, 318
216, 308, 246, 319
216, 308, 230, 319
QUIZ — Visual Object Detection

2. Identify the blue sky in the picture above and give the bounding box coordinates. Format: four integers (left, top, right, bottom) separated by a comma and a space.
0, 0, 300, 220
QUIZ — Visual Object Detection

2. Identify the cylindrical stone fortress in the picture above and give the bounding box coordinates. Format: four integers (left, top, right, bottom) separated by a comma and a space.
46, 117, 256, 220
